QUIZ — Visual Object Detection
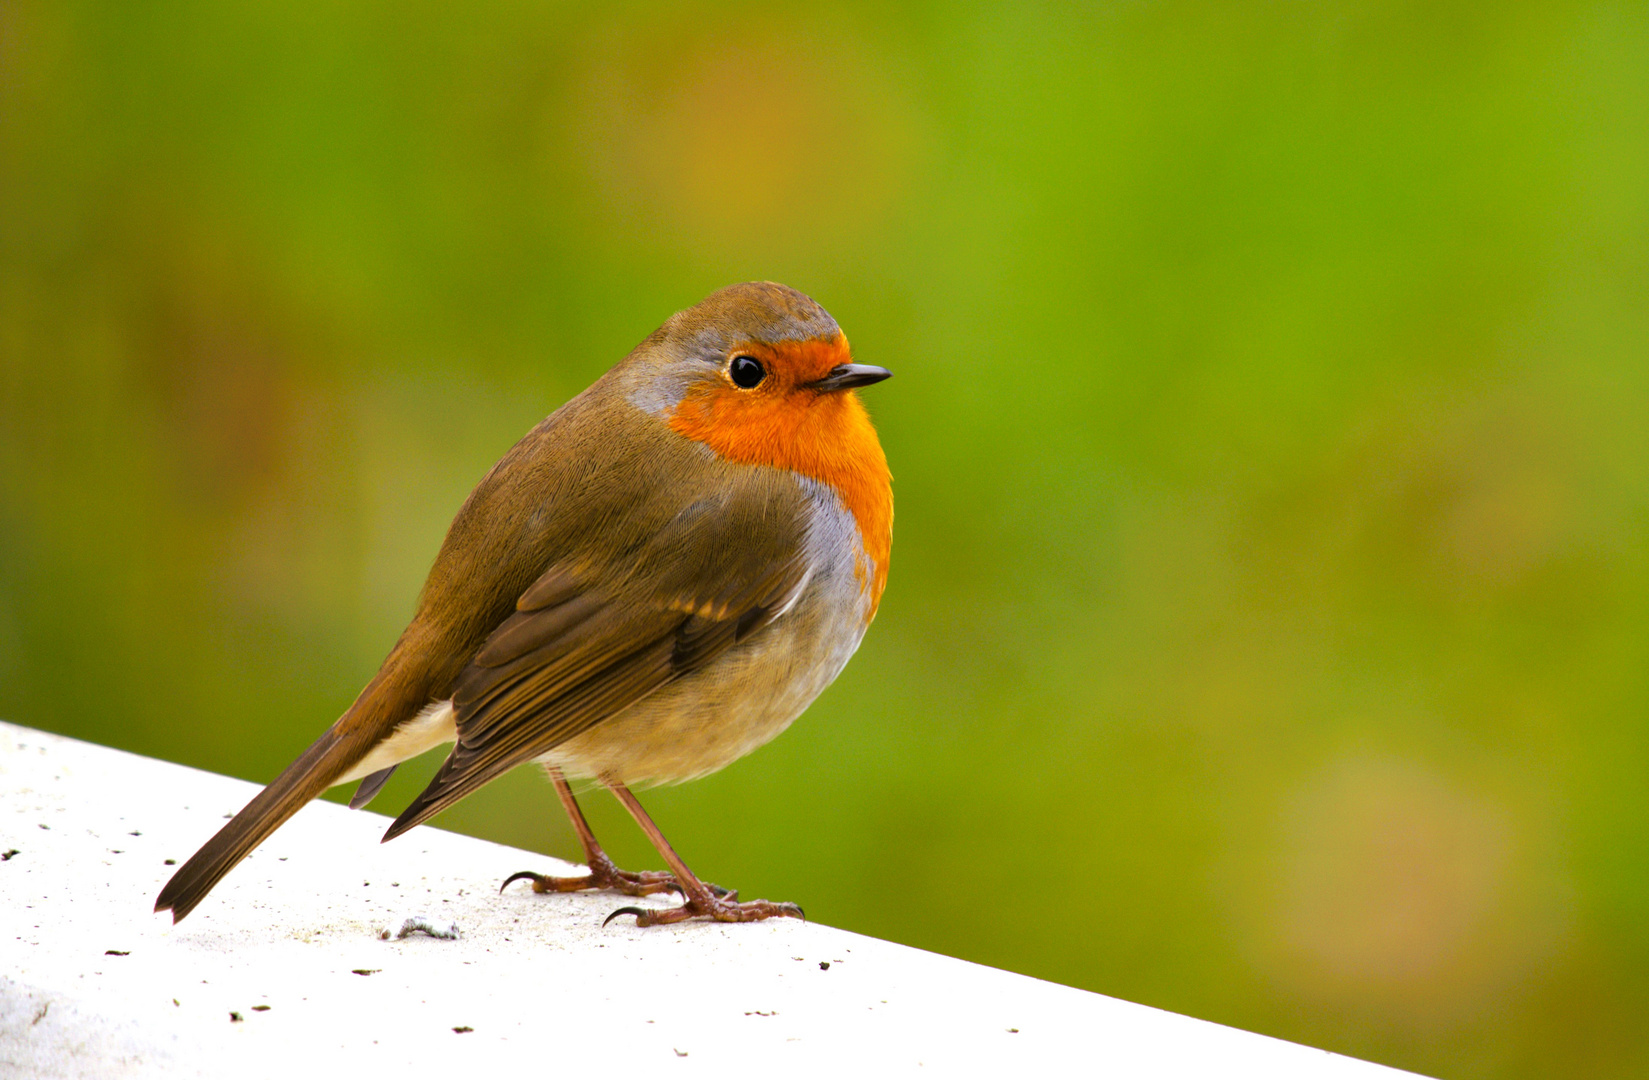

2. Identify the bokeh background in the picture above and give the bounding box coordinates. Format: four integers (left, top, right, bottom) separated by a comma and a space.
3, 2, 1647, 1076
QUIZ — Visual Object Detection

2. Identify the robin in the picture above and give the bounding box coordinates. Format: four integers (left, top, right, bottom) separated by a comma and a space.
155, 282, 892, 927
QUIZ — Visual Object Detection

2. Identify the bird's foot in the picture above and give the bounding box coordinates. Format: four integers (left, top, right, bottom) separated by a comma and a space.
501, 850, 680, 898
603, 891, 803, 928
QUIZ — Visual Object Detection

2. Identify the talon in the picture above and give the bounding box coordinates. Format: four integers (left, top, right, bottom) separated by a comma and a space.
600, 892, 806, 927
603, 906, 648, 928
500, 871, 541, 894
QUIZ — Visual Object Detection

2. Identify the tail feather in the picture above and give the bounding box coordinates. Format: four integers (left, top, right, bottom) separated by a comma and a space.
154, 729, 356, 923
348, 766, 397, 809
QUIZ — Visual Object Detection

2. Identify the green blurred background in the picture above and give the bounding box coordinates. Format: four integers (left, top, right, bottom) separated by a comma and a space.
3, 2, 1647, 1076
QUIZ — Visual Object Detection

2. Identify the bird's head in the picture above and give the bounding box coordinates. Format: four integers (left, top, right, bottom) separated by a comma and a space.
622, 281, 894, 605
625, 281, 890, 431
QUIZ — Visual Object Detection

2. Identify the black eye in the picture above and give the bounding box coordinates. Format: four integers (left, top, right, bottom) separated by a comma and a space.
729, 355, 766, 389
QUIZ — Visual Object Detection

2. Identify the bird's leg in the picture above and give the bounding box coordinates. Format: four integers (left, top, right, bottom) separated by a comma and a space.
601, 779, 804, 927
500, 767, 680, 898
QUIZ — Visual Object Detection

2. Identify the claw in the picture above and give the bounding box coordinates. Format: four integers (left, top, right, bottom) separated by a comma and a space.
604, 894, 804, 927
500, 871, 541, 894
604, 905, 647, 928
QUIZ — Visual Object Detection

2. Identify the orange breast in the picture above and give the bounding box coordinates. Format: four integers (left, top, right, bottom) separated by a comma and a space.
667, 339, 893, 616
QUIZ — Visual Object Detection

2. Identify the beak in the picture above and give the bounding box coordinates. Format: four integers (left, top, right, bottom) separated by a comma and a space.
808, 363, 893, 392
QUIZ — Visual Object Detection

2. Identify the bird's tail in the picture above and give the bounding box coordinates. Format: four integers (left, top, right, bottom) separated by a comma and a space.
154, 726, 364, 923
152, 646, 432, 923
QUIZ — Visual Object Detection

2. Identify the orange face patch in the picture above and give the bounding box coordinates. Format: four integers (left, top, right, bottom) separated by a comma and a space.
668, 334, 893, 615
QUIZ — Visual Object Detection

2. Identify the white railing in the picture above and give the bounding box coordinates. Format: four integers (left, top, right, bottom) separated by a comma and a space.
0, 722, 1420, 1078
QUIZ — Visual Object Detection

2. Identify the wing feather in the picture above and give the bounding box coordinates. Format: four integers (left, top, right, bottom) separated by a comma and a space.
382, 472, 812, 841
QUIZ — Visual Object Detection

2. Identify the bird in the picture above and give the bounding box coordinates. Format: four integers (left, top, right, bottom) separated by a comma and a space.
154, 281, 892, 928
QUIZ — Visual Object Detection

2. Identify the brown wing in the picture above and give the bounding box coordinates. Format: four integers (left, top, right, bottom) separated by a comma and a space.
381, 480, 811, 841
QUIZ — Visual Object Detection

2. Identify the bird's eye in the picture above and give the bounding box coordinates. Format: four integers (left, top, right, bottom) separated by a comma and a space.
729, 355, 766, 389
